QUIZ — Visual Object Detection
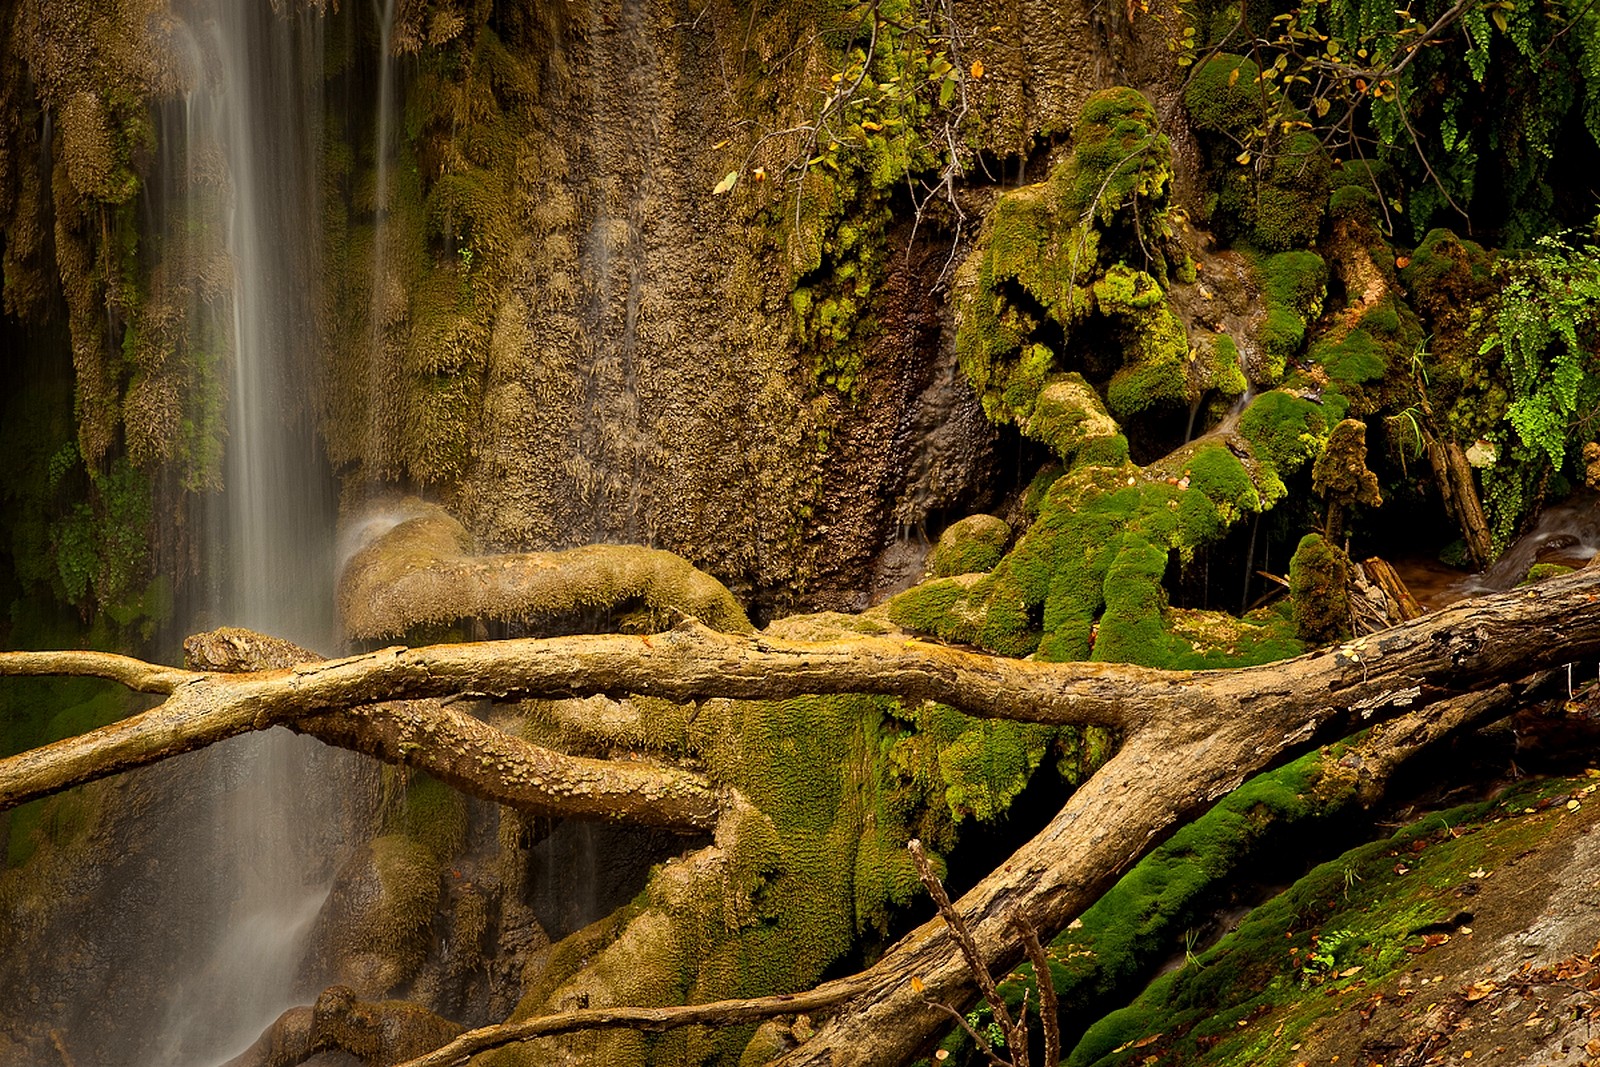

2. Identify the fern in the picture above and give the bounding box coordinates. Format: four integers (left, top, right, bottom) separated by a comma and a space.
1478, 225, 1600, 548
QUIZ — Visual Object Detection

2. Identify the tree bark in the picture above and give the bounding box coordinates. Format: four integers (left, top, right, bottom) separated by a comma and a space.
5, 571, 1600, 1066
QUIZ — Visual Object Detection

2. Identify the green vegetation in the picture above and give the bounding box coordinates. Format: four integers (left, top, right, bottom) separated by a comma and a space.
954, 87, 1185, 450
1476, 227, 1600, 550
1066, 777, 1587, 1066
1287, 533, 1349, 644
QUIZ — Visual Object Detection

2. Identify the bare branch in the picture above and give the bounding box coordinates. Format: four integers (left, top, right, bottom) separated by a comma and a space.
0, 649, 199, 694
394, 973, 884, 1067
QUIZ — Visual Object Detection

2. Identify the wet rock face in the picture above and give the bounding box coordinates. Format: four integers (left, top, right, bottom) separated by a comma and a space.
324, 0, 1187, 616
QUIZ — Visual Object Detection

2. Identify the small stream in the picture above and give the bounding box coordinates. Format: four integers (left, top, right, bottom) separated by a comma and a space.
1392, 491, 1600, 610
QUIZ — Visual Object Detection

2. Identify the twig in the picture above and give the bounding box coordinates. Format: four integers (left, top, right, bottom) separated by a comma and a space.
1013, 915, 1061, 1067
909, 838, 1030, 1066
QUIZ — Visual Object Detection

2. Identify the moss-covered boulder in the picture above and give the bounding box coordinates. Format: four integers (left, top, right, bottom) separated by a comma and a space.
1184, 56, 1329, 250
928, 515, 1012, 577
890, 445, 1280, 667
1025, 374, 1126, 468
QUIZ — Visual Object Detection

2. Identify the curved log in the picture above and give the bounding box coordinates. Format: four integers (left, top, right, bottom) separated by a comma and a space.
337, 502, 755, 639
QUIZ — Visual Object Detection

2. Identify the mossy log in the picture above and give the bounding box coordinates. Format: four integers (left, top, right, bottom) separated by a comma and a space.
4, 572, 1600, 1066
338, 504, 754, 640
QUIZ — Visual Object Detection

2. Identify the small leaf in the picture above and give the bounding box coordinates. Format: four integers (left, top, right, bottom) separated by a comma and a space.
711, 138, 731, 150
970, 58, 985, 79
1236, 150, 1252, 165
1228, 65, 1241, 86
1492, 7, 1508, 30
910, 976, 925, 992
1314, 97, 1331, 117
712, 171, 739, 195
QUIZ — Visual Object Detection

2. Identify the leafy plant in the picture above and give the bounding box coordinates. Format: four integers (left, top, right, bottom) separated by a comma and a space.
1477, 224, 1600, 548
1300, 926, 1358, 984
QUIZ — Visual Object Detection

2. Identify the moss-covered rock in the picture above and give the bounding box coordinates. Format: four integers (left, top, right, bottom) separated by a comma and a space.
1253, 251, 1327, 381
953, 86, 1184, 450
1025, 373, 1125, 467
1288, 533, 1349, 644
1184, 56, 1329, 250
889, 443, 1280, 668
337, 500, 754, 639
928, 514, 1012, 577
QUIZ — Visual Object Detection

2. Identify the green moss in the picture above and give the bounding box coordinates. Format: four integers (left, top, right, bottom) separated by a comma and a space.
891, 448, 1274, 669
1184, 56, 1263, 133
1252, 252, 1327, 381
1104, 300, 1191, 418
1066, 778, 1578, 1067
1185, 58, 1328, 249
928, 515, 1011, 577
1185, 445, 1261, 521
955, 87, 1180, 444
1310, 327, 1385, 384
1025, 374, 1124, 465
1252, 132, 1329, 251
1328, 184, 1381, 225
1237, 390, 1330, 475
1521, 562, 1575, 584
1287, 533, 1349, 644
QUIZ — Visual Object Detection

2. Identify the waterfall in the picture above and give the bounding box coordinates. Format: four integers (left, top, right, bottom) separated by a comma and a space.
148, 3, 348, 1063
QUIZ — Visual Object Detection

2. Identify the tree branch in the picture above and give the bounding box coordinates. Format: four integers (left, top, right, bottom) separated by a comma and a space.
395, 974, 884, 1067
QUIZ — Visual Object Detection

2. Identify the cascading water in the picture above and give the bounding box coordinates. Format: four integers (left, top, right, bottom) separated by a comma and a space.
148, 3, 349, 1063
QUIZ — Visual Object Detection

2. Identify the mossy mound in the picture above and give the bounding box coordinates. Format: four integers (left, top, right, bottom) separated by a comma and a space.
928, 514, 1012, 577
1184, 56, 1330, 251
1025, 373, 1127, 468
889, 445, 1276, 666
1252, 251, 1327, 382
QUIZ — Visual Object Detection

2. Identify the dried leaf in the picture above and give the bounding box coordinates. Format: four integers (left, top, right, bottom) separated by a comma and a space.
712, 171, 740, 195
970, 58, 985, 79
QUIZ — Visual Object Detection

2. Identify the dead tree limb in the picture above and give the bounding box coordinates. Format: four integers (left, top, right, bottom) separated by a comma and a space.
6, 572, 1600, 1066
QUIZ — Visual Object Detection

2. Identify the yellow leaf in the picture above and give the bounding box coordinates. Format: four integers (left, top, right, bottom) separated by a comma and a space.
910, 976, 925, 992
712, 171, 739, 195
1236, 150, 1252, 165
971, 58, 985, 79
711, 139, 731, 150
1228, 66, 1241, 86
1315, 97, 1331, 118
861, 120, 883, 131
1492, 7, 1508, 30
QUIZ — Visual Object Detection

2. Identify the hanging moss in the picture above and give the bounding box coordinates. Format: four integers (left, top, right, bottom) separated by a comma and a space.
954, 86, 1181, 449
